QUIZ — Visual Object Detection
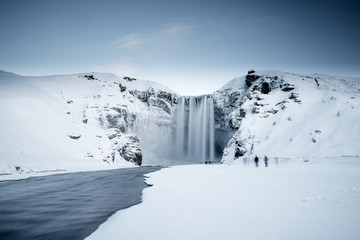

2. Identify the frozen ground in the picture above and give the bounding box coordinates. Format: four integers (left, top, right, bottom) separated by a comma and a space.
87, 157, 360, 240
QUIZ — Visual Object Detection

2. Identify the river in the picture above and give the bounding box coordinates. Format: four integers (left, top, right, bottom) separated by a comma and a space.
0, 166, 161, 240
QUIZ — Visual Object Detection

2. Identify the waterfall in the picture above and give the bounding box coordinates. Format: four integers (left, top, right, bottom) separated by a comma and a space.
175, 95, 215, 162
187, 97, 195, 158
175, 97, 186, 156
209, 98, 215, 161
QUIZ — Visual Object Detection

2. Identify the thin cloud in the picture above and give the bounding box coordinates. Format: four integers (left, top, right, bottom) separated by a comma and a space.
110, 33, 146, 49
110, 23, 194, 49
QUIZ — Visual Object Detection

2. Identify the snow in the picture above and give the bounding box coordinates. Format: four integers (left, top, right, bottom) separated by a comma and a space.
87, 157, 360, 240
1, 68, 360, 180
218, 70, 360, 164
1, 68, 360, 238
0, 71, 176, 179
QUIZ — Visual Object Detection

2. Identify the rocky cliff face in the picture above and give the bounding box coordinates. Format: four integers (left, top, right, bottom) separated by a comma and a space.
83, 74, 178, 166
1, 69, 359, 174
0, 71, 179, 174
213, 70, 360, 164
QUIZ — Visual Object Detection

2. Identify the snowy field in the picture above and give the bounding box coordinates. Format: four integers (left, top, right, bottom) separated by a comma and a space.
88, 157, 360, 240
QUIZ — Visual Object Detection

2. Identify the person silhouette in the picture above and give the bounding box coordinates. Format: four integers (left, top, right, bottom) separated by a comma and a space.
264, 156, 268, 167
254, 155, 259, 167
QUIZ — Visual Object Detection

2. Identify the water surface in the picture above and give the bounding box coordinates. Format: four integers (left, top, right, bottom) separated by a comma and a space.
0, 166, 161, 240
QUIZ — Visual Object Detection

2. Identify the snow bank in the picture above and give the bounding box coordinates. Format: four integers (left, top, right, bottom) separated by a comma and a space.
87, 157, 360, 240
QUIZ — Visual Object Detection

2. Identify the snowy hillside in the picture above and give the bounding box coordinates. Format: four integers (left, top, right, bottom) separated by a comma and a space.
214, 70, 360, 164
0, 71, 178, 175
1, 69, 359, 176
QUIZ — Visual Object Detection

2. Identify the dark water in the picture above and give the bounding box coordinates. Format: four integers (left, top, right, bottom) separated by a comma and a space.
0, 166, 161, 240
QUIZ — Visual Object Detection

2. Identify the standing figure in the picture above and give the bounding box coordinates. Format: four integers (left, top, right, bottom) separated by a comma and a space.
264, 156, 268, 167
254, 155, 259, 167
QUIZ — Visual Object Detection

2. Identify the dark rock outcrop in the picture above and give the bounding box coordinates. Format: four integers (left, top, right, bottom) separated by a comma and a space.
314, 78, 320, 87
246, 74, 260, 88
289, 92, 301, 103
123, 76, 137, 82
120, 134, 142, 165
84, 75, 95, 80
281, 83, 295, 91
119, 84, 127, 92
69, 135, 81, 140
239, 108, 246, 118
261, 82, 270, 94
235, 140, 247, 158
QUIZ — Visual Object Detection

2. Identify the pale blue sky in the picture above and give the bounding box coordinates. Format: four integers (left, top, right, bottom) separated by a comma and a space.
1, 0, 359, 95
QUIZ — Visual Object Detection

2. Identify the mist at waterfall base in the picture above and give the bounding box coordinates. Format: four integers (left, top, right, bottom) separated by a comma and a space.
174, 95, 216, 164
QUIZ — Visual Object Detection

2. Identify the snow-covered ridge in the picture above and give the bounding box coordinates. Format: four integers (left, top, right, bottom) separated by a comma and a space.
220, 70, 360, 92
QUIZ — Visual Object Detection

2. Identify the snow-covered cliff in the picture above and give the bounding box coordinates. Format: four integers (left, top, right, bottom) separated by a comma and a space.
214, 70, 360, 164
0, 71, 178, 174
1, 69, 359, 175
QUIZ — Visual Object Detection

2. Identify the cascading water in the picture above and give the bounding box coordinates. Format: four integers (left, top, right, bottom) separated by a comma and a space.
175, 95, 215, 163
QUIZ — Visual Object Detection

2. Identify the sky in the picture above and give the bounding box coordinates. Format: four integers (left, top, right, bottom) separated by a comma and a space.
0, 0, 359, 95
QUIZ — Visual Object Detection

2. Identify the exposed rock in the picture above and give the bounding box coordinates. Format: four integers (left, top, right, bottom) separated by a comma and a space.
103, 107, 136, 132
69, 135, 81, 140
123, 76, 137, 82
246, 93, 252, 100
289, 92, 302, 103
226, 92, 241, 107
261, 82, 270, 94
254, 101, 264, 107
245, 74, 260, 87
252, 107, 260, 114
149, 98, 171, 114
314, 78, 320, 87
289, 92, 299, 99
275, 100, 288, 110
267, 109, 278, 114
119, 84, 127, 92
281, 83, 295, 91
157, 91, 175, 105
84, 75, 95, 80
229, 116, 241, 131
239, 108, 246, 118
120, 134, 142, 165
108, 132, 118, 140
235, 140, 247, 158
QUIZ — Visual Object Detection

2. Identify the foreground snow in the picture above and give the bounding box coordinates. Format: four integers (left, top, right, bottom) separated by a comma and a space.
87, 157, 360, 240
